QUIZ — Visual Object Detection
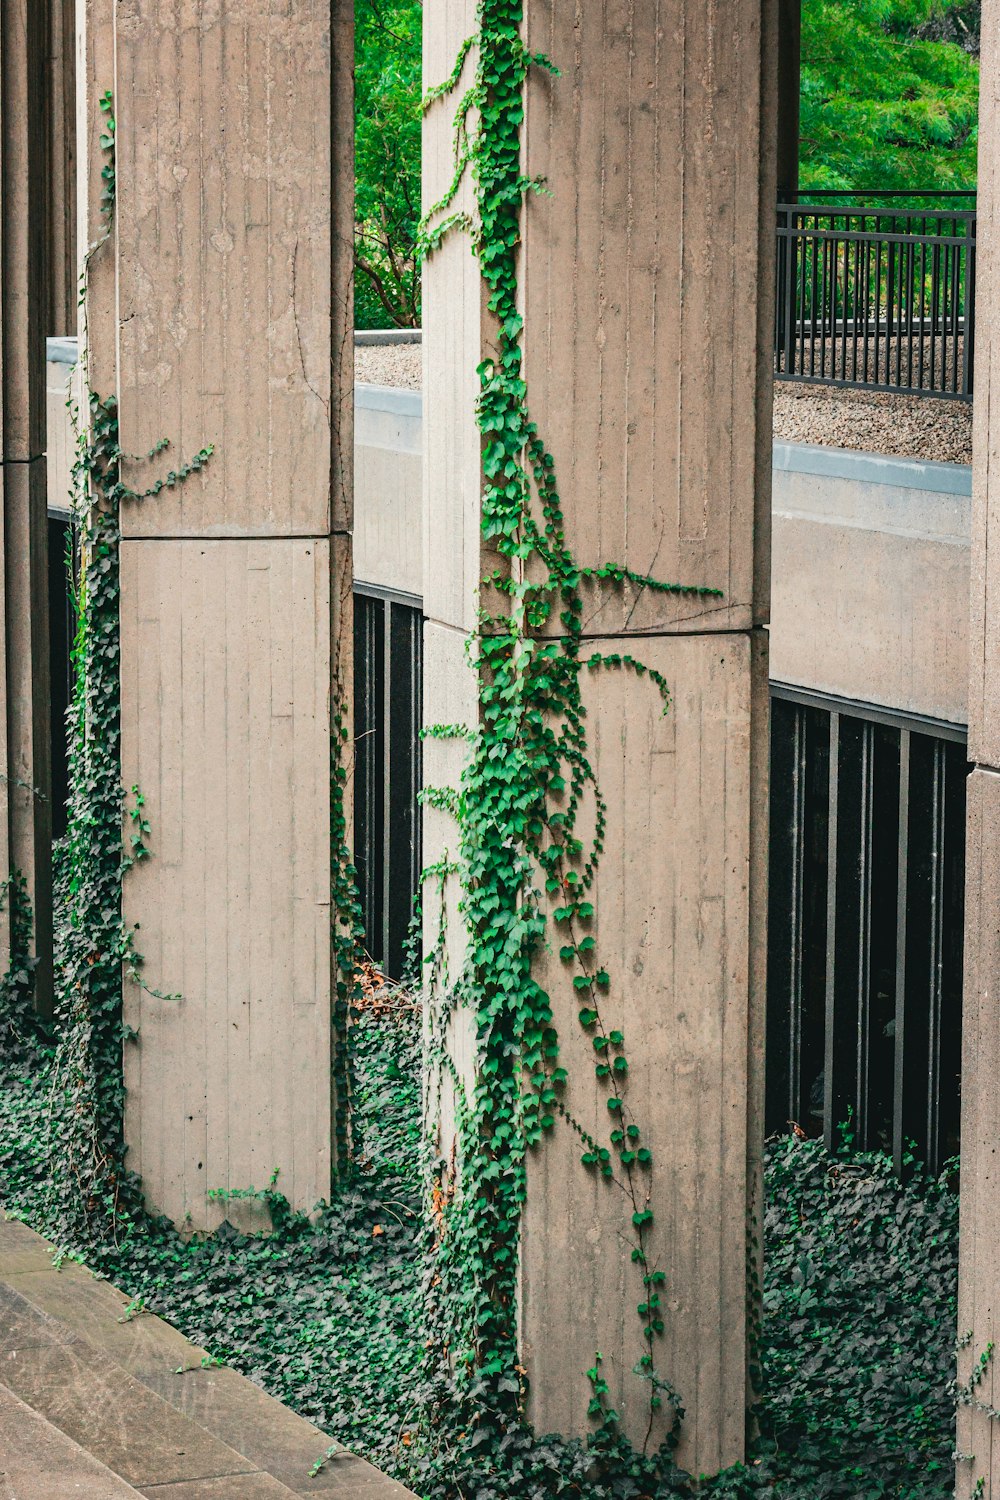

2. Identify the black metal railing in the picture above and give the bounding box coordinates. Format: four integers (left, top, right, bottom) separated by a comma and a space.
775, 191, 977, 400
353, 584, 423, 981
766, 687, 967, 1175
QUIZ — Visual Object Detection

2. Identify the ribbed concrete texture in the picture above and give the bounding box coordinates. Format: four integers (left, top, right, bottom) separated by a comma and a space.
958, 4, 1000, 1495
45, 0, 77, 337
82, 2, 355, 1228
0, 0, 52, 1005
120, 540, 334, 1227
422, 0, 774, 1474
0, 1211, 415, 1496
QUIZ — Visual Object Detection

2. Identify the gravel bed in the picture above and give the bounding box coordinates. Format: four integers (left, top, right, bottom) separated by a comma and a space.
354, 339, 973, 466
773, 382, 972, 465
355, 342, 422, 391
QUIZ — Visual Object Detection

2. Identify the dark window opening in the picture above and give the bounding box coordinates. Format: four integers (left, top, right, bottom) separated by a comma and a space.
766, 686, 966, 1174
353, 586, 423, 982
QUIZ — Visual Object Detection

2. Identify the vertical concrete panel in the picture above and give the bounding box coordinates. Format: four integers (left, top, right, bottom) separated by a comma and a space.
0, 464, 8, 966
114, 0, 334, 539
45, 0, 77, 336
423, 0, 773, 1472
957, 769, 1000, 1498
1, 0, 46, 459
3, 461, 51, 1002
121, 540, 332, 1228
522, 0, 772, 637
421, 0, 482, 636
1, 0, 52, 1006
90, 0, 355, 1228
959, 8, 1000, 1497
521, 634, 767, 1465
76, 0, 116, 400
972, 0, 1000, 767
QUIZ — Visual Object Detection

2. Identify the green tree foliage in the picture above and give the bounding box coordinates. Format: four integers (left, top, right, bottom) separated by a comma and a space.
354, 0, 422, 328
800, 0, 979, 191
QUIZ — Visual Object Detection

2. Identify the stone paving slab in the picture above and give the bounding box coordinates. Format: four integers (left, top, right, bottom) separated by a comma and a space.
1, 1341, 258, 1489
139, 1476, 298, 1498
0, 1380, 143, 1498
0, 1211, 416, 1497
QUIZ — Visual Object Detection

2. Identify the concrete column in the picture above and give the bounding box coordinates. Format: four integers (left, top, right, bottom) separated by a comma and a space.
45, 0, 77, 337
78, 3, 354, 1229
1, 0, 53, 1007
957, 5, 1000, 1493
423, 0, 774, 1474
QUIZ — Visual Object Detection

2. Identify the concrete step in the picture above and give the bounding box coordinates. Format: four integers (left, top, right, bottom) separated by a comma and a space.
0, 1378, 144, 1497
0, 1211, 415, 1497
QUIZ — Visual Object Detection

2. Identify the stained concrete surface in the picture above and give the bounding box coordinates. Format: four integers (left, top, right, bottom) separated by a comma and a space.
0, 1211, 414, 1498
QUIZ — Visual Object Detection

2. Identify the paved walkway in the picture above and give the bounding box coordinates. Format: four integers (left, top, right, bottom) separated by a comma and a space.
0, 1211, 415, 1498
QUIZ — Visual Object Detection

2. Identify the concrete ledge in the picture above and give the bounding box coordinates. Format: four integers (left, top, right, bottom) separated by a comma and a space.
771, 444, 971, 725
0, 1212, 414, 1498
45, 335, 78, 365
354, 329, 421, 347
355, 383, 422, 421
772, 438, 972, 497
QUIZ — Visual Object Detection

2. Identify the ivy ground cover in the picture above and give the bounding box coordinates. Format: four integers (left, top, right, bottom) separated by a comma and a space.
0, 975, 960, 1499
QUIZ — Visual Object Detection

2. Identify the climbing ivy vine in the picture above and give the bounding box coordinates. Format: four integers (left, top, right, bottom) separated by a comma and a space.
44, 91, 212, 1240
417, 0, 722, 1468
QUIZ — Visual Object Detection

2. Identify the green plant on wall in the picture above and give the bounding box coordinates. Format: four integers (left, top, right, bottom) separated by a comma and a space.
44, 91, 213, 1240
415, 1, 725, 1483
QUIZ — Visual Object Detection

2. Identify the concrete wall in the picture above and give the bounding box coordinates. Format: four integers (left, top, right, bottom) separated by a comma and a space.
2, 0, 52, 1004
772, 442, 971, 725
958, 4, 1000, 1491
45, 340, 77, 518
353, 385, 421, 599
356, 389, 972, 728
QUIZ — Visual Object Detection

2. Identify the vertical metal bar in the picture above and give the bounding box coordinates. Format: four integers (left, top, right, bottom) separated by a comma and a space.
798, 220, 808, 378
808, 225, 818, 376
893, 730, 910, 1175
930, 240, 940, 392
926, 741, 946, 1172
857, 720, 869, 1140
906, 239, 915, 391
824, 712, 840, 1152
774, 212, 783, 370
837, 233, 846, 378
893, 229, 899, 387
873, 240, 882, 387
816, 232, 824, 377
965, 216, 977, 397
381, 598, 393, 970
918, 239, 926, 390
862, 238, 871, 383
852, 233, 861, 381
952, 240, 961, 393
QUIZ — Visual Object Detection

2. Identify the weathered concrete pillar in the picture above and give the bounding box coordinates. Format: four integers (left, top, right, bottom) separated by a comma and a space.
957, 5, 1000, 1493
78, 3, 354, 1228
423, 0, 774, 1474
0, 0, 53, 1005
45, 0, 77, 338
